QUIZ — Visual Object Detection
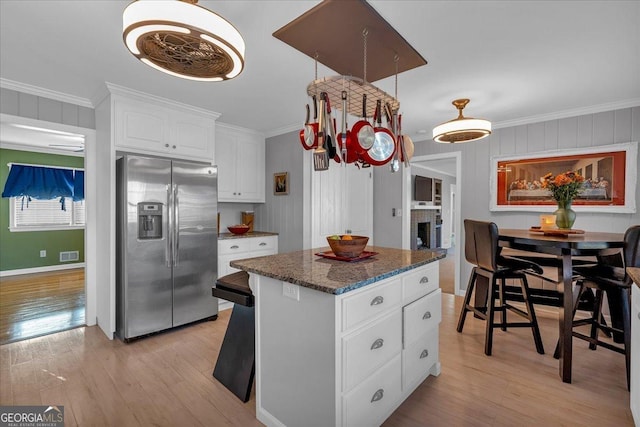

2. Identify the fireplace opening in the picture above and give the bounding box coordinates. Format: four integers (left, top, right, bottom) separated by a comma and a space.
417, 222, 431, 248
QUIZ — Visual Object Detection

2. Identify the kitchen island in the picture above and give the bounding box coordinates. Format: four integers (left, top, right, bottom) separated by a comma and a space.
231, 246, 445, 427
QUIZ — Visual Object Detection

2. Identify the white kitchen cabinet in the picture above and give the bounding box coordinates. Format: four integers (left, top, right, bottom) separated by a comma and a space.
252, 261, 440, 427
631, 284, 639, 425
111, 86, 217, 162
217, 235, 278, 278
216, 124, 265, 203
311, 163, 373, 248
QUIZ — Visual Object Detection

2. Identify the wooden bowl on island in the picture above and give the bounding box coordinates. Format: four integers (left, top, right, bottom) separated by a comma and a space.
327, 235, 369, 258
228, 224, 250, 235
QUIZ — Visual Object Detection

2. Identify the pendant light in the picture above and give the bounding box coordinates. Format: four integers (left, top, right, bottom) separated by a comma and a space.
122, 0, 245, 81
433, 99, 491, 143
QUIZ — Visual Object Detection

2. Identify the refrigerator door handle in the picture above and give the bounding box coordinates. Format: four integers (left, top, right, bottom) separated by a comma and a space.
173, 183, 180, 267
166, 184, 173, 268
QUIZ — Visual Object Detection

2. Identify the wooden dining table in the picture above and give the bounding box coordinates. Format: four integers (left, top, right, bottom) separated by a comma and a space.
498, 228, 625, 383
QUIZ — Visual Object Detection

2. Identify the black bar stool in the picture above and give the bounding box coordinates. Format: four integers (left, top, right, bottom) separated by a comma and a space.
211, 271, 255, 402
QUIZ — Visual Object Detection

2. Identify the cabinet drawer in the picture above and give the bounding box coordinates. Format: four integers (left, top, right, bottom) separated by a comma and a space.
343, 311, 401, 392
250, 236, 277, 252
218, 239, 252, 255
402, 262, 439, 305
403, 289, 441, 348
342, 278, 401, 331
343, 354, 401, 427
402, 328, 438, 391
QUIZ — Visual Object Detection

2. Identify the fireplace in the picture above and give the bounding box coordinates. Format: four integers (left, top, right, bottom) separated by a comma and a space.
417, 222, 431, 248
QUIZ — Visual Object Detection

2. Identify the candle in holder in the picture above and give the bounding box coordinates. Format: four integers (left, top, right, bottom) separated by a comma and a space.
540, 214, 557, 229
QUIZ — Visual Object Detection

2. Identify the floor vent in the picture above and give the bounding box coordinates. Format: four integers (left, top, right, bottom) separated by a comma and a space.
60, 251, 79, 262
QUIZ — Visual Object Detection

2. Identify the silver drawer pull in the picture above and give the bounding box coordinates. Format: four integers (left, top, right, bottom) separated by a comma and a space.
259, 242, 267, 246
230, 245, 239, 249
420, 349, 429, 359
371, 389, 384, 403
420, 276, 429, 284
423, 311, 432, 320
370, 338, 384, 350
370, 296, 384, 306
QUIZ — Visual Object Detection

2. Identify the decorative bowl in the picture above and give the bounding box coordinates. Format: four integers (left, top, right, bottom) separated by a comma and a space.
326, 235, 369, 258
228, 224, 250, 235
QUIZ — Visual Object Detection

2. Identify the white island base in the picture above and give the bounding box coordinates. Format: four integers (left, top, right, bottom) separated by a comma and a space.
249, 261, 441, 427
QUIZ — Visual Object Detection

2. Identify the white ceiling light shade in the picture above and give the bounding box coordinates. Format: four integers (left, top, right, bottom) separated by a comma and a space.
433, 99, 491, 143
122, 0, 245, 81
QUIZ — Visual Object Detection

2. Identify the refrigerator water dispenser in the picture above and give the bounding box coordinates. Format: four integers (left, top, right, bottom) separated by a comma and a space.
138, 202, 163, 239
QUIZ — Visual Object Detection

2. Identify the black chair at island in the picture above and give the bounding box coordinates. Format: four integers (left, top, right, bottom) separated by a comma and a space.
211, 271, 255, 402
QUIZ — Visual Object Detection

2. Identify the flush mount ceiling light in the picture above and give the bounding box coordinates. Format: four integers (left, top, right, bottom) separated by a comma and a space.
433, 99, 491, 143
122, 0, 245, 81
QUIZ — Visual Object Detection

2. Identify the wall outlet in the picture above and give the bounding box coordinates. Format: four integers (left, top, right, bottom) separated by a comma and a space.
283, 283, 300, 301
40, 250, 46, 258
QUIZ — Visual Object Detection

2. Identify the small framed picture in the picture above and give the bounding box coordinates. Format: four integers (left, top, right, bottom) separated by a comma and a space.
274, 172, 289, 195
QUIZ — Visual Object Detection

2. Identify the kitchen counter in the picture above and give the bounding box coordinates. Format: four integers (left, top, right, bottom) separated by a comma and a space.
231, 246, 444, 295
628, 267, 640, 289
218, 231, 278, 240
230, 246, 443, 427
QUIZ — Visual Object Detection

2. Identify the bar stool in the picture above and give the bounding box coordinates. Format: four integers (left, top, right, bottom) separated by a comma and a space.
457, 219, 545, 356
211, 271, 255, 402
554, 225, 640, 390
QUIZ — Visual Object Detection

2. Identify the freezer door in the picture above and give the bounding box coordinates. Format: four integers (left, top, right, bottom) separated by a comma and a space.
171, 161, 218, 326
120, 156, 173, 338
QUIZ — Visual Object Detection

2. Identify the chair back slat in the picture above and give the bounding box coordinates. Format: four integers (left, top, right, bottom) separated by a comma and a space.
464, 219, 499, 272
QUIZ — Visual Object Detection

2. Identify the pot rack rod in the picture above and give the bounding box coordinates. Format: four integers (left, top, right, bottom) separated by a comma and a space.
307, 75, 399, 118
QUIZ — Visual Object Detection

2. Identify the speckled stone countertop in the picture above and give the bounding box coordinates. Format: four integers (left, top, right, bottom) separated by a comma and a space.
218, 231, 278, 240
230, 246, 445, 295
628, 267, 640, 289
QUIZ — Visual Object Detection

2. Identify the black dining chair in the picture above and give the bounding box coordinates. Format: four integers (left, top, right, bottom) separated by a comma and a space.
457, 219, 545, 356
553, 225, 640, 390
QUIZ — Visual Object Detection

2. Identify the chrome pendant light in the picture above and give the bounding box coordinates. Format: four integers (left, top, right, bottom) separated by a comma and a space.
433, 99, 491, 143
123, 0, 245, 81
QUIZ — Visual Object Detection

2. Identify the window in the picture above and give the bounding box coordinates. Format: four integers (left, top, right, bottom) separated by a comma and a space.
9, 197, 85, 231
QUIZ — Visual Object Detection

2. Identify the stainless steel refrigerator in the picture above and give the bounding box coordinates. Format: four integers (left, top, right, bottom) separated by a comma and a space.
116, 155, 218, 341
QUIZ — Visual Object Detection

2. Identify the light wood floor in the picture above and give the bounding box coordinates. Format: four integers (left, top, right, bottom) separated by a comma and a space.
0, 293, 633, 426
0, 269, 85, 345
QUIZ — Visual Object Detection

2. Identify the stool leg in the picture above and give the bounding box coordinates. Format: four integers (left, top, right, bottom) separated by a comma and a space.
500, 277, 507, 331
484, 276, 497, 356
589, 289, 604, 351
520, 275, 544, 355
457, 269, 477, 333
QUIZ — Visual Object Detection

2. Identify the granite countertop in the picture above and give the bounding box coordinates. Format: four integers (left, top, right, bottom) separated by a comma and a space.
230, 246, 445, 295
628, 267, 640, 289
218, 231, 279, 240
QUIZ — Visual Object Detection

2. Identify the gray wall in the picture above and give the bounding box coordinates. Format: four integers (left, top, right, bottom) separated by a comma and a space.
373, 165, 403, 248
1, 88, 95, 129
255, 130, 305, 254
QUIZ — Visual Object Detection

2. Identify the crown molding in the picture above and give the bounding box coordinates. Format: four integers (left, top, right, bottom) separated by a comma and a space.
492, 98, 640, 129
0, 78, 94, 109
265, 123, 300, 139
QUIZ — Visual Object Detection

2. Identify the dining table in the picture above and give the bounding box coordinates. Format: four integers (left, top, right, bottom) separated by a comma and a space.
498, 228, 625, 383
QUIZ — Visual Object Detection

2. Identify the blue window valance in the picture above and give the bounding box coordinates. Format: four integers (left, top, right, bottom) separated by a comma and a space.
2, 164, 83, 210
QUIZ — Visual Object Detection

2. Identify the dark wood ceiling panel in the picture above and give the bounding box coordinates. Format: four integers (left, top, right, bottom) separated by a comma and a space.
273, 0, 427, 83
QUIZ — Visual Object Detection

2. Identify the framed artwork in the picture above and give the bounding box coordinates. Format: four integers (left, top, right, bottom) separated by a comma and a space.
274, 172, 289, 195
490, 142, 637, 213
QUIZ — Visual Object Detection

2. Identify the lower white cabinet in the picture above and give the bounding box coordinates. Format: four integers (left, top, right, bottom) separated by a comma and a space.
217, 235, 278, 278
252, 261, 441, 427
631, 285, 639, 425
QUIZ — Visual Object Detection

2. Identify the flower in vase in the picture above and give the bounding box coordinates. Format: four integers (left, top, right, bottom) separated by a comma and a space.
541, 170, 585, 204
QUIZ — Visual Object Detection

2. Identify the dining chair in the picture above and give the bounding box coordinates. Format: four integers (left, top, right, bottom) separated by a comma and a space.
457, 219, 545, 356
553, 225, 640, 390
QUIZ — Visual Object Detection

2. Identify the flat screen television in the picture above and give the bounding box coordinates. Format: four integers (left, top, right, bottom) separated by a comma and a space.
414, 175, 432, 202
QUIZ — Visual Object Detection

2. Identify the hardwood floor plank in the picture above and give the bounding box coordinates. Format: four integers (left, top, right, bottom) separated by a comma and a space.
39, 384, 79, 427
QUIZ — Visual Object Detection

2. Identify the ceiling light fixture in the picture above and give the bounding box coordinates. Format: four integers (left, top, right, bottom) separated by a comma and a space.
122, 0, 245, 81
433, 99, 491, 143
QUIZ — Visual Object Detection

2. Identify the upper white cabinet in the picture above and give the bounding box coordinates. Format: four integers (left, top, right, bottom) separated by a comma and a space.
109, 84, 218, 162
216, 123, 265, 203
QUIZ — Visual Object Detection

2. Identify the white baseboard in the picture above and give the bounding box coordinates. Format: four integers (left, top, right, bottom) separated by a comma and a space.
0, 262, 85, 277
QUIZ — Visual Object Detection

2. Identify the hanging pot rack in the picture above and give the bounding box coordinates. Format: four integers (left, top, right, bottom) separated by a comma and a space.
307, 75, 399, 118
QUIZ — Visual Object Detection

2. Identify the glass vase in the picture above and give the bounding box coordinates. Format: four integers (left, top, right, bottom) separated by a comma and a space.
554, 201, 576, 229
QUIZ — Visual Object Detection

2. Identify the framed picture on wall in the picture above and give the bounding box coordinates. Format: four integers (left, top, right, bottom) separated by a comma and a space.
489, 142, 637, 213
274, 172, 289, 195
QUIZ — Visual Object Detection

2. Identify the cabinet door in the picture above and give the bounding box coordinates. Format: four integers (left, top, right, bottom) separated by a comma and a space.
236, 135, 264, 202
114, 98, 169, 153
215, 127, 238, 200
172, 111, 215, 161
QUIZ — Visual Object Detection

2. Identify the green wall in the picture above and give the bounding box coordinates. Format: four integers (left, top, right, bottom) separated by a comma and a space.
0, 148, 85, 271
